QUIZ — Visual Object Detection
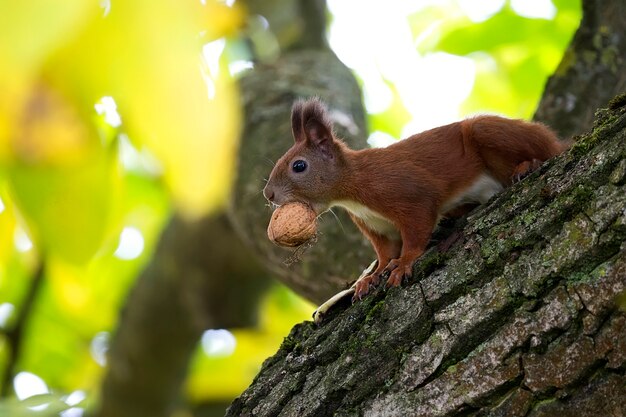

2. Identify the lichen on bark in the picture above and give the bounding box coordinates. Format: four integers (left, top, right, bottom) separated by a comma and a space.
226, 96, 626, 417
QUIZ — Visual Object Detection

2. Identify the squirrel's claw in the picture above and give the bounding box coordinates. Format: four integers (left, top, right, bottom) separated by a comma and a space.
352, 273, 381, 302
385, 259, 412, 288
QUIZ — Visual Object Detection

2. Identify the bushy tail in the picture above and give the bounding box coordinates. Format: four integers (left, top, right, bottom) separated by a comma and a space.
465, 115, 566, 184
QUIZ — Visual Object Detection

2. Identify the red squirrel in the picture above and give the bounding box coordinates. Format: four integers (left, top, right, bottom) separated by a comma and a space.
263, 98, 566, 300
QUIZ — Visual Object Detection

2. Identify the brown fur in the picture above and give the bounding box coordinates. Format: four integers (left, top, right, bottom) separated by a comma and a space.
264, 99, 566, 299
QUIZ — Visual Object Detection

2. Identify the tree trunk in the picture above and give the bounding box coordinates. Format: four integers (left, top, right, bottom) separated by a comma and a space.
228, 49, 371, 304
226, 94, 626, 416
533, 0, 626, 138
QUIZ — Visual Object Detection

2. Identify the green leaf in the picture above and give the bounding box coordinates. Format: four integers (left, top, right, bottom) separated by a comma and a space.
0, 393, 73, 417
9, 144, 121, 264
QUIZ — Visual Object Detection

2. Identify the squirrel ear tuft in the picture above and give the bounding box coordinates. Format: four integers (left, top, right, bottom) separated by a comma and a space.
291, 100, 306, 143
301, 98, 333, 148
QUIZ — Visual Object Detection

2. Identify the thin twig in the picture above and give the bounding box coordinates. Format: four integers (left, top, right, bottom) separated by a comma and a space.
1, 259, 45, 397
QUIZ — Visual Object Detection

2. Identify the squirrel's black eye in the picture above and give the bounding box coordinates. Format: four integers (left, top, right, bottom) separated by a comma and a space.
292, 160, 307, 173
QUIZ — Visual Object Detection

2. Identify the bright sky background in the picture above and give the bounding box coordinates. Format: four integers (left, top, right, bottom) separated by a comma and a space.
326, 0, 558, 146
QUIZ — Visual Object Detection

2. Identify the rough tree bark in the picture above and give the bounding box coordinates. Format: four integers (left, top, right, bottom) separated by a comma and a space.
226, 94, 626, 417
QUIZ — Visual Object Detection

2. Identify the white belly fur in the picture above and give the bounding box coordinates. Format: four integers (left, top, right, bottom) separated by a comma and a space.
332, 200, 400, 239
441, 173, 503, 213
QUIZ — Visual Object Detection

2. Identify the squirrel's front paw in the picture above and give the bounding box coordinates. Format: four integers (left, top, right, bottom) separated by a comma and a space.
353, 274, 381, 301
385, 259, 413, 288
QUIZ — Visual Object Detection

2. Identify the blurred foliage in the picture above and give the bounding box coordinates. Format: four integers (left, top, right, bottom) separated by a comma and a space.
0, 392, 79, 417
430, 0, 582, 118
363, 0, 582, 138
0, 0, 247, 412
0, 0, 582, 415
186, 286, 314, 402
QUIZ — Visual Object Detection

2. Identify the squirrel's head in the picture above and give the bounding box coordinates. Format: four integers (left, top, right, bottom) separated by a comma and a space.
263, 98, 348, 214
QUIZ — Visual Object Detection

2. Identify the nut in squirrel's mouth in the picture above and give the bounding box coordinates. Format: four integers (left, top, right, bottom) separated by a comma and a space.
267, 201, 319, 249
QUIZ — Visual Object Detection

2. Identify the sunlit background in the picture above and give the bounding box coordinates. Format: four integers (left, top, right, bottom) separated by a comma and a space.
0, 0, 580, 415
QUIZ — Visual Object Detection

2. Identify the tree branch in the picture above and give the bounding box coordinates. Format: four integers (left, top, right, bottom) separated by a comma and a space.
228, 49, 370, 304
1, 260, 44, 397
227, 95, 626, 416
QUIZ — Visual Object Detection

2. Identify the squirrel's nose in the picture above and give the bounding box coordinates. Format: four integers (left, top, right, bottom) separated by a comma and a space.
263, 186, 275, 202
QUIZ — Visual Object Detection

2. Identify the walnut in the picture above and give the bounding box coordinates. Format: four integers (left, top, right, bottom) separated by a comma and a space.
267, 202, 317, 247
